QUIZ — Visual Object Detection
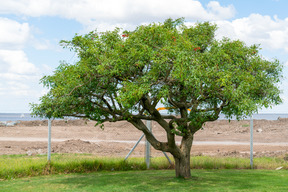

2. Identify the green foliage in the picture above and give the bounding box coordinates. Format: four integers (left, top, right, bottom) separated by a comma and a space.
31, 18, 282, 136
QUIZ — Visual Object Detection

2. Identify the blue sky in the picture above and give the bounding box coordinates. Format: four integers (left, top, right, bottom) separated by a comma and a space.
0, 0, 287, 113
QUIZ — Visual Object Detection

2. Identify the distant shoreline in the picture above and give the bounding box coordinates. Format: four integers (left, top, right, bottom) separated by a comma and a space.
0, 113, 44, 122
1, 113, 288, 122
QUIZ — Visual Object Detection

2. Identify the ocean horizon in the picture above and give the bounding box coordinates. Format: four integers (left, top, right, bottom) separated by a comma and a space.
0, 113, 45, 122
1, 113, 288, 122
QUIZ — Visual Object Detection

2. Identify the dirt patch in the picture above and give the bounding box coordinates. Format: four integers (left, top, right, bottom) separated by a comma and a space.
17, 119, 90, 127
1, 119, 288, 158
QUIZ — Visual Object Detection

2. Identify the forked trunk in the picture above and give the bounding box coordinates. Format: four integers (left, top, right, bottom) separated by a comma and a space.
174, 153, 191, 178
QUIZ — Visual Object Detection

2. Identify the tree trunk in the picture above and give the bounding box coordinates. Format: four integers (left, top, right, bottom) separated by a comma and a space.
173, 135, 193, 178
174, 153, 191, 178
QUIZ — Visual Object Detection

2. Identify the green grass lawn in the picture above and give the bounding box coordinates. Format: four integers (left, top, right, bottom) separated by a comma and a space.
1, 154, 287, 191
1, 169, 287, 192
1, 153, 287, 180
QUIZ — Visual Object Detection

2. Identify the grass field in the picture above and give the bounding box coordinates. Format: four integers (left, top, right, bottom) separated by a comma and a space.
1, 154, 287, 191
1, 169, 288, 192
1, 153, 287, 180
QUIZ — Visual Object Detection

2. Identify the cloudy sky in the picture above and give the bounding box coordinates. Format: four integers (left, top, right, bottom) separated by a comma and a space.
0, 0, 287, 113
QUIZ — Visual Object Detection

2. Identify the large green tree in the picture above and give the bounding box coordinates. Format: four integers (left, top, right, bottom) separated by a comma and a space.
31, 18, 282, 178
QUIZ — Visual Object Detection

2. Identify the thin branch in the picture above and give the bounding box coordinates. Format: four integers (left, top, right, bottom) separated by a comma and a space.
67, 77, 92, 96
101, 96, 113, 112
168, 95, 178, 108
132, 114, 176, 120
103, 116, 127, 122
90, 100, 114, 115
109, 93, 117, 110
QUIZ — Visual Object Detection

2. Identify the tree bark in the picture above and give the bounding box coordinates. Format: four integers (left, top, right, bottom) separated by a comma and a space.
174, 153, 191, 178
173, 134, 193, 178
130, 117, 195, 178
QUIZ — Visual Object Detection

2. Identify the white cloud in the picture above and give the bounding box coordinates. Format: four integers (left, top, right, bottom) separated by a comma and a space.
0, 0, 51, 17
215, 14, 288, 52
0, 17, 30, 49
0, 17, 41, 104
0, 50, 38, 74
0, 73, 39, 81
0, 0, 236, 25
6, 81, 30, 95
0, 78, 42, 96
206, 1, 235, 20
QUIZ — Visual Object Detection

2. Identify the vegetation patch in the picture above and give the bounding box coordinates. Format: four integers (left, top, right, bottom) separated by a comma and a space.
1, 169, 288, 192
1, 154, 287, 180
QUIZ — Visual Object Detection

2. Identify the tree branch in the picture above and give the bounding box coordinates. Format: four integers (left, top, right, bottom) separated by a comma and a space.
129, 119, 166, 149
67, 77, 92, 96
129, 118, 180, 155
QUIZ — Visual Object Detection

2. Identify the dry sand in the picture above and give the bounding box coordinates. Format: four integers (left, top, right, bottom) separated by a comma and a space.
0, 119, 287, 158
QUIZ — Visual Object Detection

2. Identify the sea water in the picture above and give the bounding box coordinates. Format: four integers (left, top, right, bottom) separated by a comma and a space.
0, 113, 45, 122
1, 113, 288, 122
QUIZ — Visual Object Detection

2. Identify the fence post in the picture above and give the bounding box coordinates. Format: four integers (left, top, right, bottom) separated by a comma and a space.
250, 115, 253, 169
124, 134, 145, 161
145, 120, 152, 169
48, 118, 52, 162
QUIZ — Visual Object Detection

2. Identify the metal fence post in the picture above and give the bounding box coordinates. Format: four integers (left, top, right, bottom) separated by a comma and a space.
124, 134, 145, 161
48, 118, 52, 162
145, 120, 152, 169
250, 115, 253, 169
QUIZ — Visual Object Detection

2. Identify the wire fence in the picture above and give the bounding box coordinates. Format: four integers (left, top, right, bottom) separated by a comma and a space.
0, 113, 287, 163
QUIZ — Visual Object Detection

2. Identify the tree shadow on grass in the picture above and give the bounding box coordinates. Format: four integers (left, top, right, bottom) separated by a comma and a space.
50, 170, 280, 192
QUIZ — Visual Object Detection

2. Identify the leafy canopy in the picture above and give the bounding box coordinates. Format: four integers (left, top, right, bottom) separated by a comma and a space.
31, 18, 282, 133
